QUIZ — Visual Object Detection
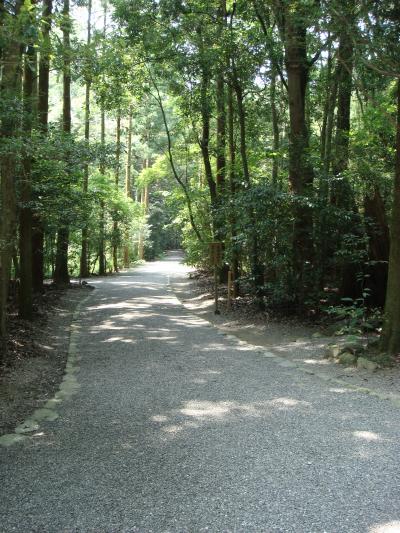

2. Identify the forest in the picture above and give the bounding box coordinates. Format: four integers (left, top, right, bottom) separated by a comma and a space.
1, 0, 400, 360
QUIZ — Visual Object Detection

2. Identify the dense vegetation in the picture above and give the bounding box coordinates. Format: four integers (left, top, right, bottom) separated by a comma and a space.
1, 0, 400, 360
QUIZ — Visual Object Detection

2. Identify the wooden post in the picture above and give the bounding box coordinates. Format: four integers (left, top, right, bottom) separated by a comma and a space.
209, 242, 222, 315
227, 270, 232, 310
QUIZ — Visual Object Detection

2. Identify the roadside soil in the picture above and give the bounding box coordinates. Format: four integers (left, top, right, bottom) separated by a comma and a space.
170, 268, 400, 403
0, 285, 93, 435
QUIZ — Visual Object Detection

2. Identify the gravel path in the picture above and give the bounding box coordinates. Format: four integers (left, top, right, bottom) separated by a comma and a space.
1, 252, 399, 532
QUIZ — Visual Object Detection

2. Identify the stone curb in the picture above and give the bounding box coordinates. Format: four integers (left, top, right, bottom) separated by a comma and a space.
169, 277, 400, 411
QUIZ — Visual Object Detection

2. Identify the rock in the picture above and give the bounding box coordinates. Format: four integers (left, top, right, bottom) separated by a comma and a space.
312, 332, 323, 339
325, 344, 341, 358
357, 357, 378, 372
339, 341, 365, 355
338, 352, 357, 366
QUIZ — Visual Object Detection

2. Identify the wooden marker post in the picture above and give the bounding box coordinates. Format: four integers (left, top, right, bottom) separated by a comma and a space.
209, 242, 222, 315
227, 270, 232, 310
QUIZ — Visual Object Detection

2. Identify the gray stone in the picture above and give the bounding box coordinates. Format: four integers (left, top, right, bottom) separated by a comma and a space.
325, 344, 341, 358
15, 419, 40, 434
357, 357, 378, 372
338, 352, 357, 366
340, 342, 365, 355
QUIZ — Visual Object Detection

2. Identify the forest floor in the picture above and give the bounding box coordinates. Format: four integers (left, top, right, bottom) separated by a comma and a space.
0, 284, 93, 435
170, 267, 400, 406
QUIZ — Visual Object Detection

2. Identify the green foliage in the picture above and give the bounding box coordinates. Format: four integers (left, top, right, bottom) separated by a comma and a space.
325, 298, 383, 336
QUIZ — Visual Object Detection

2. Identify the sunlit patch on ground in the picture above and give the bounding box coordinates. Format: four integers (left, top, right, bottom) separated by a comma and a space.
353, 430, 383, 442
269, 397, 308, 407
370, 521, 400, 533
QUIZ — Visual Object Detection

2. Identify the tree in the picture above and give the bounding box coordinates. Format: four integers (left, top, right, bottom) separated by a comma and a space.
0, 0, 23, 349
80, 0, 92, 278
54, 0, 72, 285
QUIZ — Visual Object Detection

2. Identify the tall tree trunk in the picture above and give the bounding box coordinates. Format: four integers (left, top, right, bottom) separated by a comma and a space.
0, 0, 23, 351
19, 19, 37, 319
216, 0, 226, 197
98, 2, 106, 275
32, 0, 52, 292
113, 112, 121, 272
80, 0, 92, 278
98, 107, 106, 275
54, 0, 71, 285
316, 44, 336, 289
364, 187, 389, 307
282, 5, 314, 305
200, 65, 217, 214
227, 82, 239, 297
232, 65, 264, 307
380, 79, 400, 355
270, 68, 280, 186
214, 0, 229, 281
331, 0, 355, 206
320, 40, 337, 176
331, 0, 360, 299
124, 107, 132, 267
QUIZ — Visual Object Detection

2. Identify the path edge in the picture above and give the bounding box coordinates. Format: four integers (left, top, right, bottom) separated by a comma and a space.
0, 289, 96, 448
168, 275, 400, 410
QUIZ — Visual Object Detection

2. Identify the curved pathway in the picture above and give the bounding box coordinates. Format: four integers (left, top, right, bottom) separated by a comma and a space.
1, 253, 399, 532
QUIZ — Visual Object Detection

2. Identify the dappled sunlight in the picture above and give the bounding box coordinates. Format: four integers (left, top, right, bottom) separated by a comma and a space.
369, 521, 400, 533
200, 343, 230, 352
162, 421, 199, 434
300, 358, 330, 366
146, 336, 178, 341
269, 397, 310, 408
181, 400, 236, 419
103, 336, 136, 344
151, 415, 169, 423
146, 395, 314, 441
353, 430, 383, 442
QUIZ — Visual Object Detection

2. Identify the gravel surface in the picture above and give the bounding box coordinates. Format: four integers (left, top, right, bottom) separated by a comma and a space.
1, 252, 399, 532
170, 268, 400, 402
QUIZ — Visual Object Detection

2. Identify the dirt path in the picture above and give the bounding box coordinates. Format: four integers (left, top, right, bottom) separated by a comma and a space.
0, 252, 399, 532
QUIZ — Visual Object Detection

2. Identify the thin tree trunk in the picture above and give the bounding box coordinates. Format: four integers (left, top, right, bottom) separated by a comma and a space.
200, 66, 217, 213
113, 112, 121, 272
19, 19, 37, 319
98, 2, 106, 275
150, 75, 204, 243
380, 79, 400, 355
124, 107, 132, 267
270, 69, 280, 186
33, 0, 52, 291
54, 0, 71, 285
227, 82, 239, 297
232, 66, 264, 308
98, 107, 106, 275
80, 0, 91, 278
216, 0, 226, 196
